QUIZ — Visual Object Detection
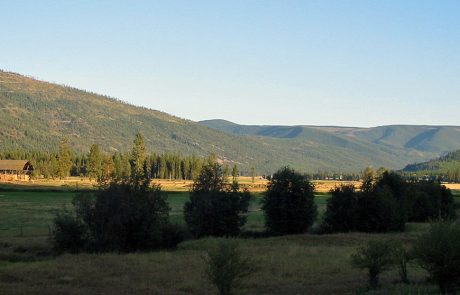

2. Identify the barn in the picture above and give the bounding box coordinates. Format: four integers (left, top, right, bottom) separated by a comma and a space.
0, 160, 34, 181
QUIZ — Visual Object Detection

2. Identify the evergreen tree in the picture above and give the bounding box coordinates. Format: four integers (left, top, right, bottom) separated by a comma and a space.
57, 138, 73, 179
184, 158, 250, 237
130, 132, 147, 180
262, 167, 317, 235
87, 144, 103, 181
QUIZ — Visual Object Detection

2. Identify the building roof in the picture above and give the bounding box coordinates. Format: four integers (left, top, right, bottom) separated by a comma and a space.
0, 160, 34, 171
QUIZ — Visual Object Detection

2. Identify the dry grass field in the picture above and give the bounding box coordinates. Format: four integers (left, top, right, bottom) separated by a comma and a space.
0, 177, 364, 193
0, 230, 438, 295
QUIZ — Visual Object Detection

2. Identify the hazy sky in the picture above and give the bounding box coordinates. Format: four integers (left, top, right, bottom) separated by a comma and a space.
1, 0, 459, 127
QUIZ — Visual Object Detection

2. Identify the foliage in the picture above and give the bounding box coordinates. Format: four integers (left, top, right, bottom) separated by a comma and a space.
51, 211, 88, 253
191, 159, 226, 193
160, 223, 190, 249
413, 222, 460, 294
322, 184, 358, 233
130, 132, 146, 179
324, 171, 456, 233
262, 166, 317, 235
356, 186, 405, 232
73, 182, 170, 252
351, 240, 395, 289
204, 239, 257, 295
87, 144, 103, 181
361, 166, 375, 194
184, 159, 250, 237
57, 138, 73, 179
406, 181, 456, 222
391, 240, 412, 284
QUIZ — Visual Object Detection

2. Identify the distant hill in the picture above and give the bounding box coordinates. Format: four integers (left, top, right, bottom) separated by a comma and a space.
200, 120, 460, 172
1, 70, 460, 174
402, 150, 460, 179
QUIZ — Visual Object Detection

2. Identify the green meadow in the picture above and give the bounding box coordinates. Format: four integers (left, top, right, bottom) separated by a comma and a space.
0, 189, 458, 294
0, 191, 333, 238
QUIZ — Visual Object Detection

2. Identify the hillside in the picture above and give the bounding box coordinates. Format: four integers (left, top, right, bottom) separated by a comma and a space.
1, 71, 459, 174
402, 149, 460, 179
200, 120, 460, 171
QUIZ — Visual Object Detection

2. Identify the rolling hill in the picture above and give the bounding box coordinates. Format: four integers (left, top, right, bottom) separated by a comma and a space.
1, 70, 460, 174
199, 120, 460, 172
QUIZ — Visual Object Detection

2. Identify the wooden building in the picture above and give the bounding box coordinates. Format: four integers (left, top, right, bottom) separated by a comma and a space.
0, 160, 34, 181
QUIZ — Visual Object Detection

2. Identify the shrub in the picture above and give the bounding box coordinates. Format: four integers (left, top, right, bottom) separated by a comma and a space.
413, 223, 460, 293
204, 239, 256, 295
322, 185, 358, 232
262, 166, 317, 235
160, 223, 190, 249
407, 181, 456, 222
51, 211, 88, 253
407, 190, 435, 222
185, 191, 250, 237
74, 182, 170, 252
370, 172, 408, 231
322, 172, 408, 234
184, 159, 250, 238
356, 187, 405, 232
351, 240, 395, 289
391, 240, 412, 284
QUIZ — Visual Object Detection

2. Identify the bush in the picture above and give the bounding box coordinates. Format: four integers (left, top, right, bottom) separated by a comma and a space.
356, 187, 405, 232
322, 185, 358, 233
407, 181, 456, 222
262, 167, 317, 235
322, 172, 407, 233
351, 240, 395, 289
184, 160, 250, 238
51, 211, 88, 253
413, 223, 460, 293
160, 223, 190, 249
391, 240, 412, 284
74, 181, 170, 252
185, 191, 250, 237
204, 239, 256, 295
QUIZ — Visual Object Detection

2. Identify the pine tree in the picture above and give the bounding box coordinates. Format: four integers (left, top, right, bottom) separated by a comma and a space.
88, 144, 103, 181
57, 138, 73, 179
130, 132, 146, 179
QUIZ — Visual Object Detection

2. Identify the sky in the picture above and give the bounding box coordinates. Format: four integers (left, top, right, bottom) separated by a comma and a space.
1, 0, 459, 127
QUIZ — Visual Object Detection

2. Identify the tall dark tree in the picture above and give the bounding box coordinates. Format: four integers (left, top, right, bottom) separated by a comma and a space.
322, 185, 358, 232
57, 137, 73, 179
262, 166, 317, 235
184, 157, 250, 237
361, 166, 375, 194
87, 144, 103, 181
130, 132, 147, 180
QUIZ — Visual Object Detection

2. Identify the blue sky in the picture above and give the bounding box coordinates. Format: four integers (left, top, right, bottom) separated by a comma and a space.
1, 0, 459, 127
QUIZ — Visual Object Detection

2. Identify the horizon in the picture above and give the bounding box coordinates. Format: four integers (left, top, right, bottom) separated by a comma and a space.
3, 69, 460, 129
1, 1, 459, 127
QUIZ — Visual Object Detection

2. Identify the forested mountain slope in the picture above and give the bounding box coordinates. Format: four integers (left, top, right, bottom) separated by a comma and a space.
402, 149, 460, 180
200, 120, 460, 171
1, 71, 459, 174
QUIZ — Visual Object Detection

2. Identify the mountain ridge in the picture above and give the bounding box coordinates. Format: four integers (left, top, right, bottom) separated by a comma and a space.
1, 71, 460, 174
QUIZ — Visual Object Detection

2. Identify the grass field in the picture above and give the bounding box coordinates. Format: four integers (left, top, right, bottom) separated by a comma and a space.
0, 177, 362, 193
0, 189, 459, 294
0, 190, 332, 237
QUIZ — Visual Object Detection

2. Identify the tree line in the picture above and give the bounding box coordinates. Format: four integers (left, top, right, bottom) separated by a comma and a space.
0, 137, 212, 181
0, 139, 376, 182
